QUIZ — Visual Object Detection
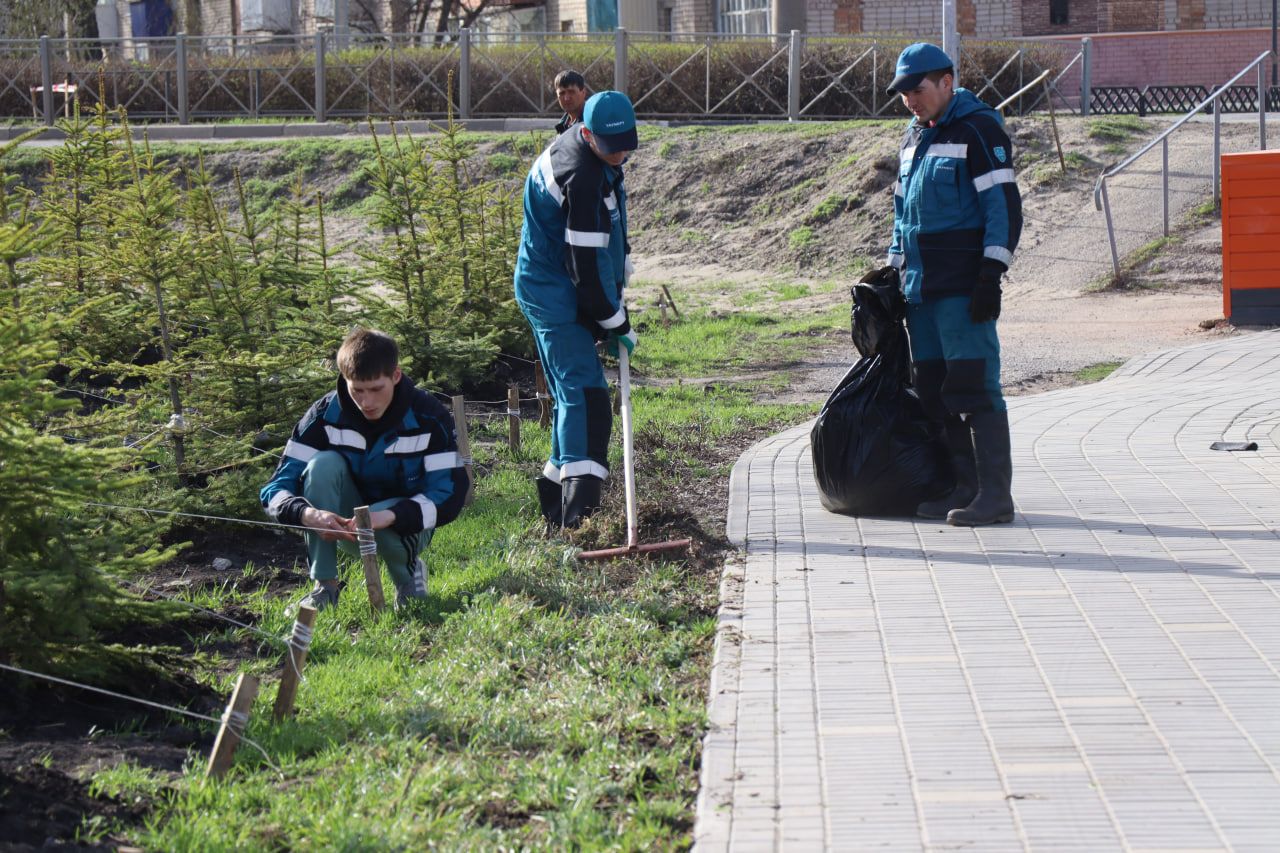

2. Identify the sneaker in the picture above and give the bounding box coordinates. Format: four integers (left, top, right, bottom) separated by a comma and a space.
394, 559, 429, 609
293, 582, 340, 613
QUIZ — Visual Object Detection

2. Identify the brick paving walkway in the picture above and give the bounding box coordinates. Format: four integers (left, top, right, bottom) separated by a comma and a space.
696, 330, 1280, 852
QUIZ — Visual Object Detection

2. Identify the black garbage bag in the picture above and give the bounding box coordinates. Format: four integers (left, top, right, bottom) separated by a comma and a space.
850, 270, 906, 359
811, 283, 951, 516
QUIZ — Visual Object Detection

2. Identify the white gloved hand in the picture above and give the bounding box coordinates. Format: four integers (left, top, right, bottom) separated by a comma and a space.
624, 254, 635, 287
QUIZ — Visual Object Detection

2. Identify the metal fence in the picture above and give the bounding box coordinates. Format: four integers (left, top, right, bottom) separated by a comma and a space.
2, 29, 1080, 125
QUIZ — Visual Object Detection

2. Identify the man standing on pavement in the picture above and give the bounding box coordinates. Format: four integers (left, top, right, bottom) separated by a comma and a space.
881, 42, 1023, 526
553, 70, 589, 135
515, 90, 639, 529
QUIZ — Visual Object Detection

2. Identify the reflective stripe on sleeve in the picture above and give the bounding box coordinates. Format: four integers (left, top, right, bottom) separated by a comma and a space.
984, 245, 1014, 265
284, 440, 319, 462
565, 228, 609, 248
423, 451, 461, 473
412, 495, 438, 530
973, 168, 1016, 193
598, 306, 627, 330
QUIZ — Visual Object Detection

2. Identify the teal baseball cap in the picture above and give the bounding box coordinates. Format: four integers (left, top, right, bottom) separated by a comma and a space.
583, 90, 638, 154
887, 42, 954, 94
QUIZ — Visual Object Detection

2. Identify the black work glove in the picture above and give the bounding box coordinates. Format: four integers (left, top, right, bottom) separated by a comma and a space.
969, 260, 1004, 323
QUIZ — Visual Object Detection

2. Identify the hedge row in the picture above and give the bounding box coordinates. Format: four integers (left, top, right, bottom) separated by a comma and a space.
0, 37, 1075, 120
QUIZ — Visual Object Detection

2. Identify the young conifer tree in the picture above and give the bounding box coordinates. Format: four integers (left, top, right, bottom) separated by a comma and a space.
365, 116, 525, 389
34, 101, 143, 371
0, 132, 171, 680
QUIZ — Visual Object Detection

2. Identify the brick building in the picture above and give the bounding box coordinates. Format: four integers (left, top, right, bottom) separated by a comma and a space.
92, 0, 1280, 39
670, 0, 1278, 37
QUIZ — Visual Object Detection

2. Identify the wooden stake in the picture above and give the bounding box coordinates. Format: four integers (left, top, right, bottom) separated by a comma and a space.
534, 360, 551, 428
659, 296, 670, 328
1043, 78, 1067, 175
352, 505, 386, 613
660, 283, 680, 318
206, 672, 259, 779
451, 395, 475, 506
507, 385, 521, 453
272, 605, 317, 721
613, 383, 622, 415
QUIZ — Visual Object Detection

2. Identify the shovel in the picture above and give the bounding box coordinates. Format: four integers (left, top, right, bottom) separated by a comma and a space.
577, 346, 692, 561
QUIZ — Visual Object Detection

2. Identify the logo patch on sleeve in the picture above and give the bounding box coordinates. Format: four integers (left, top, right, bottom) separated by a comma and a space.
993, 146, 1007, 163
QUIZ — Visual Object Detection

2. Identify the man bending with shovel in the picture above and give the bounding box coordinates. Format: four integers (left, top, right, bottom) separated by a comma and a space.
514, 91, 639, 529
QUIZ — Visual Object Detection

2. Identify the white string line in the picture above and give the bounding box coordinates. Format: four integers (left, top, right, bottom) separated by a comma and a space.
128, 581, 282, 641
122, 582, 310, 683
199, 424, 284, 459
87, 501, 317, 534
57, 386, 548, 440
56, 385, 127, 405
0, 662, 281, 775
124, 427, 163, 448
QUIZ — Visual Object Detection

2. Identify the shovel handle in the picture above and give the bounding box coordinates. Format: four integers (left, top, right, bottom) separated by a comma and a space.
618, 347, 639, 550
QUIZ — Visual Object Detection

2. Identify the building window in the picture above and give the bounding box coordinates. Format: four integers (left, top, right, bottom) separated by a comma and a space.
718, 0, 770, 34
1050, 0, 1068, 25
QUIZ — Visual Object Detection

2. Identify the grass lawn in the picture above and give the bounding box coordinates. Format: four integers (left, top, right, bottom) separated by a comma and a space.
94, 354, 817, 850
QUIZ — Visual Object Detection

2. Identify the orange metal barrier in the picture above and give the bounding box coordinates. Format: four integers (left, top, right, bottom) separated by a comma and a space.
1222, 150, 1280, 324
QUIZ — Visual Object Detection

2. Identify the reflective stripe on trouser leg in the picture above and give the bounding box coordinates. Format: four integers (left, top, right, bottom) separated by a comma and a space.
905, 296, 1005, 415
529, 321, 562, 478
533, 319, 611, 480
302, 451, 362, 581
336, 499, 433, 589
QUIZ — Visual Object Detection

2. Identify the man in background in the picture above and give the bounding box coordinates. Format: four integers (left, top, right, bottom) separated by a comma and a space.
554, 70, 588, 134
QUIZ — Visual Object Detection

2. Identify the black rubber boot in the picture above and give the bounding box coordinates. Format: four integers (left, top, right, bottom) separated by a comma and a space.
948, 410, 1014, 526
917, 416, 978, 519
560, 475, 603, 530
536, 476, 563, 527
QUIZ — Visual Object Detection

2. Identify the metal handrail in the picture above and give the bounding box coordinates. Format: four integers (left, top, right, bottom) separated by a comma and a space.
988, 46, 1080, 113
996, 69, 1050, 111
1092, 50, 1272, 278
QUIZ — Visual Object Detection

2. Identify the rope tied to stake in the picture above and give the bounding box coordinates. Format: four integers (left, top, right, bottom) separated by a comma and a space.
0, 662, 280, 775
356, 528, 377, 556
221, 708, 250, 735
288, 620, 314, 654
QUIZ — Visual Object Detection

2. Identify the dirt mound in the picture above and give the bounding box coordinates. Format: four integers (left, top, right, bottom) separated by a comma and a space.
623, 127, 900, 274
617, 115, 1136, 278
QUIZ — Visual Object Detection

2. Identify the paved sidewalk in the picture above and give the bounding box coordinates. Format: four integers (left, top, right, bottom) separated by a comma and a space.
697, 329, 1280, 852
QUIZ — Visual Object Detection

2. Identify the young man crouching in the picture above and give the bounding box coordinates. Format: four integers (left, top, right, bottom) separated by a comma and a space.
260, 329, 469, 610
